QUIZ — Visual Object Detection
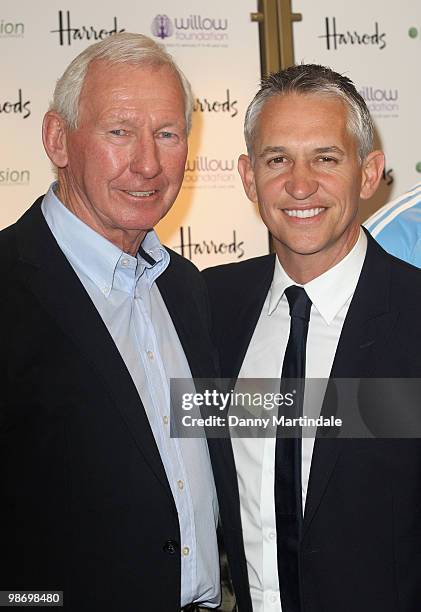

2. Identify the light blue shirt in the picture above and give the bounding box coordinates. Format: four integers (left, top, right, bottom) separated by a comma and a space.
41, 183, 220, 608
364, 183, 421, 268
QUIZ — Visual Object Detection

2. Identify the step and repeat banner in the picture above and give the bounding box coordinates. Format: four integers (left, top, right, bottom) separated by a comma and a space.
1, 0, 268, 268
3, 1, 421, 264
292, 0, 421, 222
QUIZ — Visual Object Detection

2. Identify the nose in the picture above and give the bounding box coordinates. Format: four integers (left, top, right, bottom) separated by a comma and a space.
130, 135, 162, 178
284, 161, 318, 200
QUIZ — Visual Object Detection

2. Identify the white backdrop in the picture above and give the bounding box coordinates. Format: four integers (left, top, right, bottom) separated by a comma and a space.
292, 0, 421, 222
2, 1, 421, 265
1, 0, 268, 268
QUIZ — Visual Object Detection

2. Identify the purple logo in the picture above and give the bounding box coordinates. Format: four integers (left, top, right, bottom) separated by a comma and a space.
151, 14, 173, 39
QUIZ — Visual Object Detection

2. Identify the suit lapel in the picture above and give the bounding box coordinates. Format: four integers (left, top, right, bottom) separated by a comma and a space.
15, 200, 174, 501
227, 255, 276, 381
303, 233, 399, 533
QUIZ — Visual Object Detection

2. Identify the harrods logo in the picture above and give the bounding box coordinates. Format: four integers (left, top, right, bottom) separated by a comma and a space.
0, 89, 31, 119
194, 90, 238, 118
319, 17, 386, 50
173, 226, 244, 260
382, 168, 394, 186
50, 10, 125, 46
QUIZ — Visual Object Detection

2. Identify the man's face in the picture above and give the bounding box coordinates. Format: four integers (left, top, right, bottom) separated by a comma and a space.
238, 93, 383, 279
49, 61, 188, 252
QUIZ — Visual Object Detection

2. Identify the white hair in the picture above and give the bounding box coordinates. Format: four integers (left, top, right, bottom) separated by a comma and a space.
50, 32, 193, 132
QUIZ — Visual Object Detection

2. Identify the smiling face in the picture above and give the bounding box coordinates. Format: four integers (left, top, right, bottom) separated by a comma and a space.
43, 60, 188, 254
238, 93, 384, 282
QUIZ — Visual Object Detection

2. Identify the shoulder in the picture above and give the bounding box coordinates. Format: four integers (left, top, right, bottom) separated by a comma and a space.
364, 185, 421, 266
388, 250, 421, 298
165, 246, 202, 276
364, 183, 421, 235
163, 246, 207, 292
0, 222, 19, 275
368, 234, 421, 306
203, 253, 275, 295
159, 247, 210, 316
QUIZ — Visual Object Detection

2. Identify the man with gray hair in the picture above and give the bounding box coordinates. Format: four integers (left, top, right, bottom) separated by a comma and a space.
0, 32, 221, 611
204, 64, 421, 612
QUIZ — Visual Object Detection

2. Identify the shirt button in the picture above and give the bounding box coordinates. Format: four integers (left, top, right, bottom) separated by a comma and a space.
121, 258, 129, 267
146, 350, 154, 360
102, 285, 110, 294
269, 531, 276, 540
163, 416, 169, 425
266, 592, 278, 605
182, 546, 190, 556
163, 539, 179, 555
177, 480, 184, 490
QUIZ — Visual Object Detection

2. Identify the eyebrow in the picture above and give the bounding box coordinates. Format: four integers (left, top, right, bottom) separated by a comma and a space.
258, 146, 287, 158
258, 145, 345, 158
313, 146, 345, 155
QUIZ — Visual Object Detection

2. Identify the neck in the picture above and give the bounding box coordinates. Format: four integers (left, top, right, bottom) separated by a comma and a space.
275, 225, 361, 284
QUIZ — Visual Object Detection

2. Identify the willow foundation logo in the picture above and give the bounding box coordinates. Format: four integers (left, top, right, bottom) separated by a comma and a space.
0, 168, 30, 185
319, 17, 386, 50
359, 86, 399, 118
51, 10, 125, 46
0, 19, 24, 37
183, 156, 235, 189
151, 13, 228, 47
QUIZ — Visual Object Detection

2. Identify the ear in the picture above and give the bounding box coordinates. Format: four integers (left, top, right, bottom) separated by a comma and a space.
42, 111, 69, 168
238, 154, 258, 203
360, 150, 385, 200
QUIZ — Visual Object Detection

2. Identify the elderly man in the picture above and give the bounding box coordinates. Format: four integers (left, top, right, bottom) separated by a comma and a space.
0, 33, 220, 611
204, 65, 421, 612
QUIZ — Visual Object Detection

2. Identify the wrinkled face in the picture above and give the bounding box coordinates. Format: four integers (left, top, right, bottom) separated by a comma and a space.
56, 61, 188, 249
239, 93, 381, 277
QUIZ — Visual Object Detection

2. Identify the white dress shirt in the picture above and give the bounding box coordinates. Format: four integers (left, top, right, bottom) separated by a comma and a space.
232, 229, 367, 611
41, 183, 220, 608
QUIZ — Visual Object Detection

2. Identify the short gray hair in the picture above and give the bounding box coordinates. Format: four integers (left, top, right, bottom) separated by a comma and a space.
50, 32, 193, 132
244, 64, 374, 162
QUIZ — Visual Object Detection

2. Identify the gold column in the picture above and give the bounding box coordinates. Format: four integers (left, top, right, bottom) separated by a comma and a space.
251, 0, 302, 76
249, 1, 303, 252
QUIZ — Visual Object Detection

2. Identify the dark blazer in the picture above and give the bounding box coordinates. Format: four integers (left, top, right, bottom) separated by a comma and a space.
203, 231, 421, 612
0, 198, 218, 612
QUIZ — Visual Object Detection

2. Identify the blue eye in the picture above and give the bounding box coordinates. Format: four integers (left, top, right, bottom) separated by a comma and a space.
159, 131, 174, 139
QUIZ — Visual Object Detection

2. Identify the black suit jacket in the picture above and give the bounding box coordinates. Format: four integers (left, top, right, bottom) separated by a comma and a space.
0, 198, 218, 611
203, 232, 421, 612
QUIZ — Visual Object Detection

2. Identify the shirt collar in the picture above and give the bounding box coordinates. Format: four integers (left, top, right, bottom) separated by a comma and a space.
41, 182, 169, 296
268, 228, 367, 324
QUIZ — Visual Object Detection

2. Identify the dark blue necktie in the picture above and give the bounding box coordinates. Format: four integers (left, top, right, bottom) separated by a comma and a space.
275, 286, 312, 612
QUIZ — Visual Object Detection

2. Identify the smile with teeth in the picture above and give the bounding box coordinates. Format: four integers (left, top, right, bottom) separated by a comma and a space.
124, 190, 158, 197
284, 207, 325, 218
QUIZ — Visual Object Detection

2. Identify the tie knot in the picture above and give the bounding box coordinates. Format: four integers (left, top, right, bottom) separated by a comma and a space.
284, 285, 312, 322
